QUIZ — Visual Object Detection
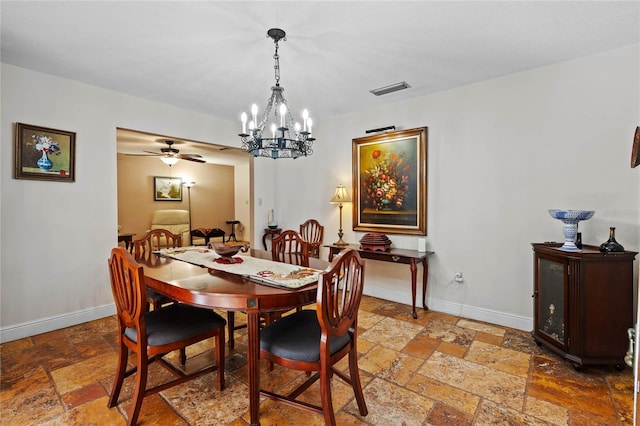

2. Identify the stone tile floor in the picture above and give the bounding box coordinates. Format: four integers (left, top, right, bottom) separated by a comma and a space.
1, 296, 634, 425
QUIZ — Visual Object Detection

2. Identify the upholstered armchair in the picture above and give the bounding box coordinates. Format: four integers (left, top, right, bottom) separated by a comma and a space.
149, 210, 190, 246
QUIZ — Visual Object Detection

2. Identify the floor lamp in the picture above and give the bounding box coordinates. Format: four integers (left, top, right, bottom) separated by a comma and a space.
182, 180, 195, 245
329, 184, 351, 246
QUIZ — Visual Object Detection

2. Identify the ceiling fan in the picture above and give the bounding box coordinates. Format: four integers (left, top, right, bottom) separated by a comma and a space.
128, 140, 205, 165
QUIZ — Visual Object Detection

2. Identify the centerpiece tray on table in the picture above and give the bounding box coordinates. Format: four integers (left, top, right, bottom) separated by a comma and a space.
156, 247, 320, 289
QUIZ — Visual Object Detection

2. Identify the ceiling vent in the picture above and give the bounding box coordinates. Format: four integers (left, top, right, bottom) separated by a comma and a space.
370, 81, 411, 96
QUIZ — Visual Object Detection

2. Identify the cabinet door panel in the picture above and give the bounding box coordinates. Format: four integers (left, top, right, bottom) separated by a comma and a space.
581, 260, 633, 358
536, 257, 568, 350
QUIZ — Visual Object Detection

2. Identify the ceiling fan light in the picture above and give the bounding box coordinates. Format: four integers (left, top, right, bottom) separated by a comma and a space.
160, 156, 180, 165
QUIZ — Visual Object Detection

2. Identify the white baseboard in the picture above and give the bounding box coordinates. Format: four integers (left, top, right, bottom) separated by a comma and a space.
1, 303, 116, 343
1, 287, 533, 343
364, 286, 533, 332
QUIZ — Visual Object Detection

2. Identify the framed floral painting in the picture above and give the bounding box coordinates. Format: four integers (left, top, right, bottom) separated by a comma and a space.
14, 123, 76, 182
154, 176, 182, 201
352, 127, 427, 235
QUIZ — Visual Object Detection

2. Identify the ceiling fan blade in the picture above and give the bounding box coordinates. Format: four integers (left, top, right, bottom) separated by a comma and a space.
179, 155, 206, 163
143, 150, 163, 155
126, 152, 161, 157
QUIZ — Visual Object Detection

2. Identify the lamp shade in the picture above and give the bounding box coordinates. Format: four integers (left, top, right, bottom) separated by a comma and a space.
330, 185, 351, 204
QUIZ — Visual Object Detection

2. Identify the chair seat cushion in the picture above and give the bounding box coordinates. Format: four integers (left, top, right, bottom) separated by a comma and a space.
125, 304, 226, 347
259, 310, 350, 362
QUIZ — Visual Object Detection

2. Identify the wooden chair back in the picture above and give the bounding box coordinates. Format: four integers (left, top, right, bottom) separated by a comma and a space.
133, 228, 182, 261
317, 248, 365, 338
108, 247, 146, 341
271, 229, 310, 267
299, 219, 324, 258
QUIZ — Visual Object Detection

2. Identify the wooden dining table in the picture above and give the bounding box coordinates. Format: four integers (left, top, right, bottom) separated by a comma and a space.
139, 249, 326, 426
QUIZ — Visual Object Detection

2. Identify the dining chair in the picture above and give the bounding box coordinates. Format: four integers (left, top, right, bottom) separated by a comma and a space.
259, 248, 368, 426
107, 247, 226, 426
133, 229, 182, 311
226, 230, 309, 351
300, 219, 324, 258
271, 229, 310, 268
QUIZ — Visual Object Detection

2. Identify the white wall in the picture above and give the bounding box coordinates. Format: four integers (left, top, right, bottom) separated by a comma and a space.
0, 64, 249, 341
1, 44, 638, 341
270, 45, 640, 330
234, 162, 251, 242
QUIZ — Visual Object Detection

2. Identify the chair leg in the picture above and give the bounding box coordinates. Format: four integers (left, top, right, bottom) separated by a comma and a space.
107, 341, 128, 408
179, 348, 187, 365
348, 346, 368, 416
216, 331, 225, 391
227, 311, 235, 350
319, 361, 337, 426
127, 350, 149, 426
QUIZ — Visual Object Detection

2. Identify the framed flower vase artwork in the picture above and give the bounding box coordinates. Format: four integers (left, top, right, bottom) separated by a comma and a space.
352, 127, 427, 235
154, 176, 182, 201
14, 123, 76, 182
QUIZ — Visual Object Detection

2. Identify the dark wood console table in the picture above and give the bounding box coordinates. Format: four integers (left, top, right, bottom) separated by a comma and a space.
262, 227, 282, 250
325, 243, 434, 319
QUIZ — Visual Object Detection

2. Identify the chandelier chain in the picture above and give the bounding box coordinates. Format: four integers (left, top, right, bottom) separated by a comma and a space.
273, 39, 280, 86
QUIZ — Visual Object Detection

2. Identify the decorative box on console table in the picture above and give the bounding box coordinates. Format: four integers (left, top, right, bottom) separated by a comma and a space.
531, 243, 637, 369
359, 233, 392, 251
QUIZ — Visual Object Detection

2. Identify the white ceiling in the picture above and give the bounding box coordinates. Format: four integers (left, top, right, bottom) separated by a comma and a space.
2, 1, 639, 164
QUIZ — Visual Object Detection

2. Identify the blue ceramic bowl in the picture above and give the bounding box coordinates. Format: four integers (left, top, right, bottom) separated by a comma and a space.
548, 209, 595, 222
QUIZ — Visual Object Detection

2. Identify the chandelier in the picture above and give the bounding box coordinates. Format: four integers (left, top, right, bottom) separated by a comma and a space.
239, 28, 315, 159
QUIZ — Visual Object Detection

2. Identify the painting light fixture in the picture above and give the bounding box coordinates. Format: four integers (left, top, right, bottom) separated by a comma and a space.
238, 28, 315, 159
329, 184, 351, 246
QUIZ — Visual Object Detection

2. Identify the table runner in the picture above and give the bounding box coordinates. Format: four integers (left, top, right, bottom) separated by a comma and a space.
156, 247, 319, 289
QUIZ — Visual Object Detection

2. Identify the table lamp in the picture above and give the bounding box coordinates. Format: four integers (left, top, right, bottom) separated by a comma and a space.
329, 184, 351, 246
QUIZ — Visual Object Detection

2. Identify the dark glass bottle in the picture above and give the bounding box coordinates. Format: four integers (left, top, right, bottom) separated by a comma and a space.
575, 232, 582, 249
599, 227, 624, 253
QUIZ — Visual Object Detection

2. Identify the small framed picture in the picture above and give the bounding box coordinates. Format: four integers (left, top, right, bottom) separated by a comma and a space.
154, 176, 182, 201
14, 123, 76, 182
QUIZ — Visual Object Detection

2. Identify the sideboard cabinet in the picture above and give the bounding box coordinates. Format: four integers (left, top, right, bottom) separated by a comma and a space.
532, 243, 637, 369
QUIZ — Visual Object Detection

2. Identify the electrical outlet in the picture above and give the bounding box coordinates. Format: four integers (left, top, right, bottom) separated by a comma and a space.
454, 272, 464, 283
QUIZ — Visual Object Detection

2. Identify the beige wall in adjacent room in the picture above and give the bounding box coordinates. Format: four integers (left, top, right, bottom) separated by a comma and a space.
117, 153, 238, 243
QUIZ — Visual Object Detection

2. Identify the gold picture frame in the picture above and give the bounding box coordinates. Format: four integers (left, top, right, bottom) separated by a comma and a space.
352, 127, 427, 235
14, 123, 76, 182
